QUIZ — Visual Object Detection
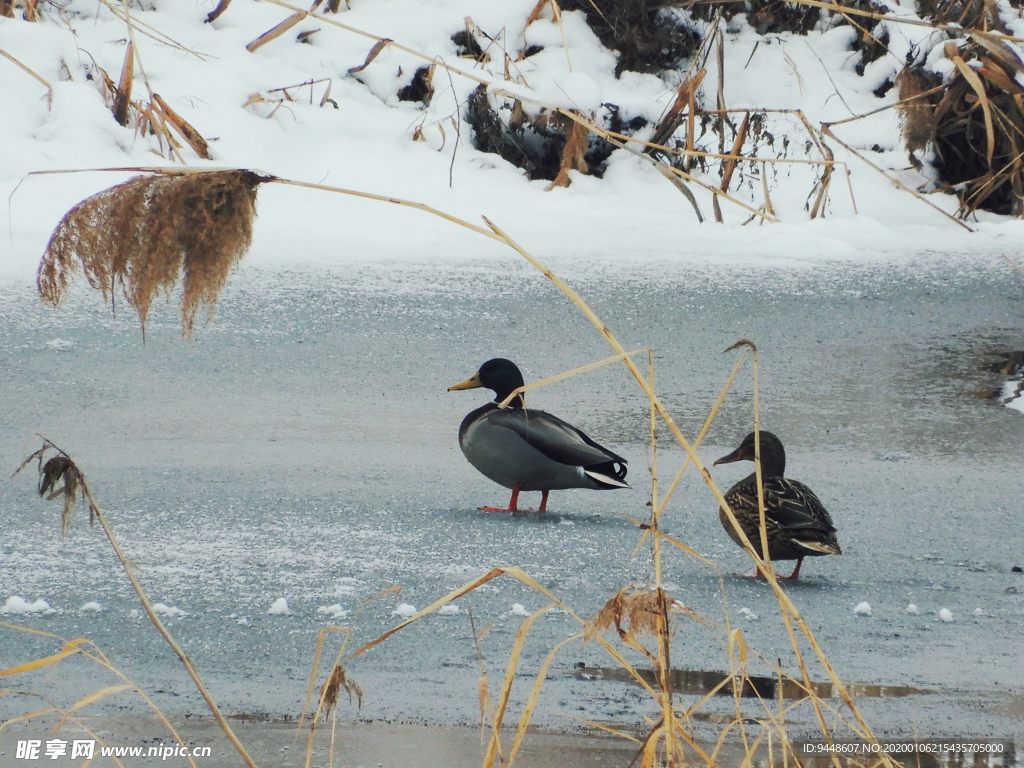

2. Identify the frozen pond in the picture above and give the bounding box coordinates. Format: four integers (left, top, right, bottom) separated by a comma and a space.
2, 256, 1023, 743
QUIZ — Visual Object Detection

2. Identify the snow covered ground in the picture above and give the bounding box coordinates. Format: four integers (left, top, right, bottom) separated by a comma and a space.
4, 0, 1024, 284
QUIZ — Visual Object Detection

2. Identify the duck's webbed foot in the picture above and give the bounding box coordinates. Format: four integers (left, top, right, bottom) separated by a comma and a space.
479, 485, 529, 512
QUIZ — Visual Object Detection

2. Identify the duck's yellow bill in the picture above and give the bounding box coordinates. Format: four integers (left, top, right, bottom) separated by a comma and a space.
448, 374, 482, 391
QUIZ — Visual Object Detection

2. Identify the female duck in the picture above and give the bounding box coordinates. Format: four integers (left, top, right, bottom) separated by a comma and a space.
714, 431, 841, 579
449, 359, 628, 512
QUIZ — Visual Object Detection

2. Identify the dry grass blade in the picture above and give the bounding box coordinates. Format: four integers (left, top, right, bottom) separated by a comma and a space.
113, 42, 134, 127
348, 38, 392, 73
544, 115, 589, 190
505, 633, 582, 766
648, 69, 706, 152
952, 55, 996, 166
821, 124, 973, 230
38, 170, 269, 337
347, 566, 583, 664
496, 349, 649, 408
247, 11, 306, 52
971, 30, 1024, 74
205, 0, 231, 23
482, 604, 554, 767
53, 684, 134, 730
153, 94, 211, 159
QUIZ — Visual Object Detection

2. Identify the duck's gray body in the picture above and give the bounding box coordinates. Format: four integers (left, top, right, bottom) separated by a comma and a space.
459, 402, 627, 492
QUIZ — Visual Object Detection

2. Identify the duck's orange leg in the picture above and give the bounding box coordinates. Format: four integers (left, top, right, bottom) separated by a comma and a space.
479, 485, 523, 512
538, 490, 550, 513
780, 557, 804, 580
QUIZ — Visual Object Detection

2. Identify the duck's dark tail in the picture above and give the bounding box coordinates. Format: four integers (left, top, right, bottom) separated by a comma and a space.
584, 460, 629, 489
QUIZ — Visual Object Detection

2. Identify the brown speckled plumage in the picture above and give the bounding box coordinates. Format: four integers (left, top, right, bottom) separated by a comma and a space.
714, 431, 841, 579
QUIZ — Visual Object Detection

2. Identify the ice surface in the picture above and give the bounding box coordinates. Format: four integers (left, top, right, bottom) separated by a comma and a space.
152, 603, 187, 618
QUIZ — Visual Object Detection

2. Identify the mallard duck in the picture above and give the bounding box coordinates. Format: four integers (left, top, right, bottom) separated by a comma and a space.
448, 359, 629, 512
713, 431, 841, 579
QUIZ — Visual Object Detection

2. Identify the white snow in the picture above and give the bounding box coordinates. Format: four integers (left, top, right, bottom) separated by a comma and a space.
1001, 381, 1024, 415
511, 603, 531, 616
938, 607, 955, 622
80, 602, 102, 612
392, 603, 417, 618
1, 596, 56, 614
2, 0, 1024, 294
266, 597, 292, 615
854, 601, 872, 616
152, 602, 187, 617
972, 607, 985, 617
438, 604, 462, 615
317, 603, 350, 619
906, 603, 920, 614
45, 338, 75, 350
737, 607, 759, 620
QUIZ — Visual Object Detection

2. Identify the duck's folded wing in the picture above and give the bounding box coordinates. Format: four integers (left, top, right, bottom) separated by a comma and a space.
760, 478, 837, 532
487, 408, 625, 467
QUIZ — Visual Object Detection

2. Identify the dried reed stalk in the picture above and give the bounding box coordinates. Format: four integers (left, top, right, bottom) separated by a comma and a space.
247, 10, 307, 52
0, 638, 190, 768
0, 45, 51, 91
713, 112, 750, 222
821, 124, 973, 230
648, 69, 707, 152
496, 348, 650, 408
13, 441, 257, 768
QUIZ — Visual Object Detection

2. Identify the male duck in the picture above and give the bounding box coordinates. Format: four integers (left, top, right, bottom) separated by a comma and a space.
448, 359, 629, 512
714, 431, 841, 579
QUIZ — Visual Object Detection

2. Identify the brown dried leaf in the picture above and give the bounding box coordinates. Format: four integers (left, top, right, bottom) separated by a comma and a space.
525, 0, 548, 26
246, 12, 304, 53
37, 456, 84, 537
348, 39, 392, 74
970, 31, 1024, 75
544, 114, 588, 190
952, 55, 996, 166
112, 43, 134, 127
320, 664, 362, 718
586, 587, 669, 642
205, 0, 231, 23
153, 94, 210, 159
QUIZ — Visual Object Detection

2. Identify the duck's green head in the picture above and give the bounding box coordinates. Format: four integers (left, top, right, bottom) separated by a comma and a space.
714, 431, 786, 475
448, 358, 525, 406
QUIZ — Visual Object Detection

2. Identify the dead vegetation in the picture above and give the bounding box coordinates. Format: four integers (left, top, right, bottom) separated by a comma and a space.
38, 170, 268, 338
466, 85, 623, 182
901, 37, 1024, 216
557, 0, 702, 75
